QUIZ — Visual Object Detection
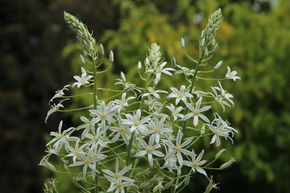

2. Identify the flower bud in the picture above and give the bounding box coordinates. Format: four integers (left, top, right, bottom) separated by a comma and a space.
109, 50, 114, 62
181, 38, 185, 48
145, 57, 150, 65
39, 158, 56, 172
201, 124, 205, 135
171, 57, 176, 68
137, 61, 142, 69
200, 38, 205, 46
99, 44, 105, 55
219, 157, 235, 169
80, 54, 85, 64
215, 148, 226, 159
214, 60, 223, 70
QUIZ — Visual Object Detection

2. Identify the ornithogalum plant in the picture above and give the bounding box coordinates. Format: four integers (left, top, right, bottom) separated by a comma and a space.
40, 9, 240, 193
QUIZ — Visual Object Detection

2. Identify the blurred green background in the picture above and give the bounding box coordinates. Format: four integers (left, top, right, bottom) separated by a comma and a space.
1, 0, 290, 192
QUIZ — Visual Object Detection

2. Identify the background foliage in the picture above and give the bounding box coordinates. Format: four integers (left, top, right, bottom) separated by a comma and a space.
1, 0, 290, 193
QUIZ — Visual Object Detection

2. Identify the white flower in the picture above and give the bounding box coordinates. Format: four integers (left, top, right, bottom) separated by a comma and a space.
191, 88, 209, 98
114, 93, 135, 111
115, 72, 141, 93
49, 84, 70, 104
102, 159, 134, 193
168, 85, 193, 105
163, 148, 178, 172
163, 130, 193, 165
47, 121, 77, 153
69, 144, 106, 178
225, 66, 241, 81
72, 67, 93, 88
83, 126, 108, 147
208, 124, 231, 146
45, 99, 69, 123
142, 87, 168, 99
210, 81, 234, 111
208, 113, 238, 146
184, 97, 211, 126
183, 150, 207, 176
135, 135, 164, 166
105, 177, 132, 193
175, 65, 195, 77
102, 159, 134, 183
166, 104, 184, 121
147, 62, 175, 84
78, 116, 98, 138
212, 113, 237, 133
66, 140, 87, 162
122, 109, 150, 134
89, 101, 116, 127
144, 96, 162, 111
110, 118, 130, 144
146, 116, 172, 143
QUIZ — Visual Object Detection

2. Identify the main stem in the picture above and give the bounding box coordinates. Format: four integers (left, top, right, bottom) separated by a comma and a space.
92, 57, 98, 192
126, 131, 135, 165
182, 49, 205, 132
92, 59, 98, 109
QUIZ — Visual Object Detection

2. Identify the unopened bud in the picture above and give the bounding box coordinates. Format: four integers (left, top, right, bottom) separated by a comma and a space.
153, 182, 163, 193
200, 38, 205, 46
137, 61, 142, 69
171, 57, 176, 68
204, 47, 209, 56
214, 60, 223, 70
109, 50, 114, 62
39, 159, 56, 172
201, 30, 205, 38
80, 54, 85, 64
145, 58, 150, 65
99, 44, 105, 55
201, 124, 205, 135
219, 157, 235, 169
215, 148, 226, 159
181, 38, 185, 48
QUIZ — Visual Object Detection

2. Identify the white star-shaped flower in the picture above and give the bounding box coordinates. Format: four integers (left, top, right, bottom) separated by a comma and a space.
122, 109, 150, 134
135, 135, 165, 166
225, 66, 241, 81
184, 97, 211, 126
183, 149, 207, 176
163, 130, 192, 165
73, 67, 93, 88
168, 85, 193, 105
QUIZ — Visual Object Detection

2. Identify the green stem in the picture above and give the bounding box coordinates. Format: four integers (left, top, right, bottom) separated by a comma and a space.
94, 172, 98, 193
61, 92, 93, 98
92, 59, 98, 108
182, 50, 205, 132
126, 131, 135, 166
57, 106, 92, 112
92, 57, 98, 193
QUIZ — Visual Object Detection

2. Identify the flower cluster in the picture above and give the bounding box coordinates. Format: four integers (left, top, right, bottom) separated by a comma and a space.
41, 9, 240, 193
